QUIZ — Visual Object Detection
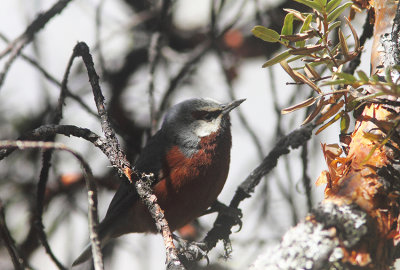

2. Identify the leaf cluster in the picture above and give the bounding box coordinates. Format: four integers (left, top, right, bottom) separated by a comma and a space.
251, 0, 369, 133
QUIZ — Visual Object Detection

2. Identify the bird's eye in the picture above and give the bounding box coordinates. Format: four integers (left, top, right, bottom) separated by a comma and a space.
204, 112, 214, 121
203, 111, 220, 121
192, 110, 221, 121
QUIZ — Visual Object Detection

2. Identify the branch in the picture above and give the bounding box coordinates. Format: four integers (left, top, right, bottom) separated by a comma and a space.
0, 199, 30, 270
0, 140, 104, 270
189, 123, 315, 259
0, 0, 73, 89
69, 42, 185, 269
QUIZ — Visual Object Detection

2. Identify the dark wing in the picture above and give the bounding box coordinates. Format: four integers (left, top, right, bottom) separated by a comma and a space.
101, 130, 168, 223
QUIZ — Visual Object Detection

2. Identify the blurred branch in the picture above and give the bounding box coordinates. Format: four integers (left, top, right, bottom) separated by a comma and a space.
0, 125, 104, 161
148, 0, 174, 132
0, 140, 104, 270
0, 0, 73, 89
0, 199, 30, 270
301, 141, 312, 211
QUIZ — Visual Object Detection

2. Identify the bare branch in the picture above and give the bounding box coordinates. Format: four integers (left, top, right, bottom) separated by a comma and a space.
0, 199, 30, 270
0, 140, 104, 270
0, 0, 73, 89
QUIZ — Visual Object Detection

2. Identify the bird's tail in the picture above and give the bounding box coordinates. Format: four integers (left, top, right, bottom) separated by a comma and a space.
72, 229, 112, 267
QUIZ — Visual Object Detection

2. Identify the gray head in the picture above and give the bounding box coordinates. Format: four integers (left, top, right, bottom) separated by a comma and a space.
161, 98, 245, 150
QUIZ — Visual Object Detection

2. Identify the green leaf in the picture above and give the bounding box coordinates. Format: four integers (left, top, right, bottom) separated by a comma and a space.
327, 0, 342, 13
281, 14, 294, 36
336, 72, 356, 83
262, 50, 291, 67
327, 2, 352, 22
251, 26, 280, 43
296, 14, 313, 47
321, 79, 348, 85
316, 111, 343, 134
357, 70, 369, 82
385, 67, 394, 83
340, 113, 350, 134
294, 0, 322, 12
371, 74, 380, 82
287, 55, 304, 63
315, 0, 327, 9
328, 21, 341, 32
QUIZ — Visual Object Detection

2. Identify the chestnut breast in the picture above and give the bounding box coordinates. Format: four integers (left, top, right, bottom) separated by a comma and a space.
153, 128, 232, 231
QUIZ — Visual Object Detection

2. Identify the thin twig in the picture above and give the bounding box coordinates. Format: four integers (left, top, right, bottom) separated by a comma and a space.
32, 41, 78, 270
148, 0, 174, 133
95, 0, 107, 77
0, 140, 104, 270
301, 141, 313, 211
0, 199, 30, 270
0, 0, 73, 89
0, 125, 104, 161
157, 41, 212, 121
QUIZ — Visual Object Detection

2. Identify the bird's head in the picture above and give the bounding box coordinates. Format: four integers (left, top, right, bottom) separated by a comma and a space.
161, 98, 245, 150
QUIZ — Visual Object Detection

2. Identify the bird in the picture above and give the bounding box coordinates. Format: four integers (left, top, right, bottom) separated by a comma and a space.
73, 97, 245, 266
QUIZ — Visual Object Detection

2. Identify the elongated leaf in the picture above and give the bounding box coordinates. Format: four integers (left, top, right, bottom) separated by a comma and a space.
293, 70, 322, 93
315, 0, 327, 8
281, 97, 317, 114
385, 66, 394, 83
296, 15, 313, 47
327, 0, 342, 13
289, 44, 325, 55
283, 8, 306, 21
281, 31, 314, 41
335, 72, 356, 83
338, 28, 349, 58
357, 70, 369, 82
327, 2, 352, 22
251, 26, 280, 42
303, 96, 325, 124
371, 74, 379, 82
305, 63, 321, 79
321, 79, 347, 85
340, 113, 350, 133
294, 0, 322, 12
344, 17, 359, 50
316, 111, 343, 134
280, 60, 302, 82
281, 14, 294, 37
262, 50, 291, 67
316, 100, 344, 124
328, 21, 342, 32
287, 55, 304, 63
300, 15, 313, 33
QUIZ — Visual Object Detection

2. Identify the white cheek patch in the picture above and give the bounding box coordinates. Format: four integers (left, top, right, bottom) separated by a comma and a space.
194, 115, 222, 137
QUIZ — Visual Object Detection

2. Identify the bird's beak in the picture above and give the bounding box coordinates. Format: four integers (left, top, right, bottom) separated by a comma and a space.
221, 98, 246, 114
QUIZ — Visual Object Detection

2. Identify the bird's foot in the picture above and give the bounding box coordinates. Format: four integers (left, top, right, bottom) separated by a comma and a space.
206, 201, 243, 231
173, 234, 209, 263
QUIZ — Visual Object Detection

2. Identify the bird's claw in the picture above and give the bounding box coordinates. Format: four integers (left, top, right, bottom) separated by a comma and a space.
210, 201, 243, 231
222, 206, 243, 231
